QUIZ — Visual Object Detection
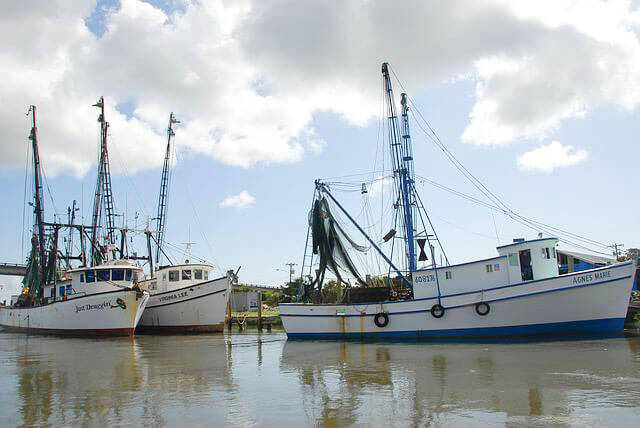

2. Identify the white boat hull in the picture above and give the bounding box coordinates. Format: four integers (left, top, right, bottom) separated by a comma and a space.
0, 289, 149, 336
280, 262, 636, 339
136, 275, 230, 333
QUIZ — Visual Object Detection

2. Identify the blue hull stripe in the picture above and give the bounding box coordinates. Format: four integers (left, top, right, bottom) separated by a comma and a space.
280, 275, 632, 318
286, 317, 625, 339
281, 261, 634, 308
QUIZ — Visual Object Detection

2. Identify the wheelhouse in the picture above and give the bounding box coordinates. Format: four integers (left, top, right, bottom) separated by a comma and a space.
143, 264, 215, 293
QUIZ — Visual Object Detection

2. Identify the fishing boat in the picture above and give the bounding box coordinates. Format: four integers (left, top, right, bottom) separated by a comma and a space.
279, 63, 637, 340
0, 103, 149, 336
136, 114, 234, 333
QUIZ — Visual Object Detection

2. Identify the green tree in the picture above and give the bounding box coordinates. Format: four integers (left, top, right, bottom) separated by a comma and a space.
624, 248, 640, 263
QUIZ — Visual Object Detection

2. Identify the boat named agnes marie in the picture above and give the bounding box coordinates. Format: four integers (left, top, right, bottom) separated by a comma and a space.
0, 103, 149, 336
279, 63, 636, 340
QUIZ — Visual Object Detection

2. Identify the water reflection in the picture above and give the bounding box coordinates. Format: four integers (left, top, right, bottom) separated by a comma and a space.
280, 337, 640, 426
1, 331, 639, 427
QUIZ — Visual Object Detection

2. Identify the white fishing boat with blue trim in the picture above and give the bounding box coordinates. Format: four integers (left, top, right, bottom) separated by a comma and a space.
279, 63, 636, 340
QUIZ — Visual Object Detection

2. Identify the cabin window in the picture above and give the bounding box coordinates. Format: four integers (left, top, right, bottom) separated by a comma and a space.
508, 253, 518, 266
182, 269, 192, 280
66, 285, 73, 295
194, 269, 203, 280
162, 273, 167, 281
150, 281, 157, 291
50, 287, 56, 298
85, 270, 95, 283
552, 247, 556, 258
125, 269, 133, 281
445, 271, 452, 280
486, 264, 493, 273
97, 270, 110, 282
203, 271, 209, 280
542, 248, 551, 259
112, 269, 125, 281
59, 286, 65, 296
169, 270, 179, 281
80, 274, 84, 283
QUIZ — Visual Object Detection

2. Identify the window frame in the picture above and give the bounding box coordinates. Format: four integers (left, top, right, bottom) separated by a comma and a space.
169, 270, 179, 282
85, 270, 96, 283
112, 269, 125, 281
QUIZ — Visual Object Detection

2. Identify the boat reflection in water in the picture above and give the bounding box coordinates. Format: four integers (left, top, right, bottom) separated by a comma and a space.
280, 337, 640, 426
2, 332, 639, 426
0, 334, 234, 427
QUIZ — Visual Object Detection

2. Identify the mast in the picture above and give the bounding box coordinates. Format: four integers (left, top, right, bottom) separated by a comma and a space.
65, 200, 78, 268
382, 63, 417, 273
90, 97, 116, 264
28, 105, 47, 295
154, 113, 178, 267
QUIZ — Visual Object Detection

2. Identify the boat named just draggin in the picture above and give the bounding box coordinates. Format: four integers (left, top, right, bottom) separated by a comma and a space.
0, 260, 149, 336
279, 63, 636, 340
0, 104, 149, 336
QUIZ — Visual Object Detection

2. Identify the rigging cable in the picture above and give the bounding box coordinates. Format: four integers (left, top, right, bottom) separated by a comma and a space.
388, 64, 612, 255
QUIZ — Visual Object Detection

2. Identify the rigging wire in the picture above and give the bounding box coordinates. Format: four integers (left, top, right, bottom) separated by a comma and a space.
387, 64, 612, 255
172, 143, 225, 275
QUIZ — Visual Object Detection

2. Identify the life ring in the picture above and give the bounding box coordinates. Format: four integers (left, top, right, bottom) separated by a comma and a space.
431, 304, 445, 319
374, 312, 389, 328
475, 302, 490, 316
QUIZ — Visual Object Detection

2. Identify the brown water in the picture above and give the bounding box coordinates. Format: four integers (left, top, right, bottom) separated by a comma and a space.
1, 330, 639, 427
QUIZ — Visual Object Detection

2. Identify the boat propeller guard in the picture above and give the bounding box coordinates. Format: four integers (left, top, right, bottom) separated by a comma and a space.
431, 304, 445, 318
374, 312, 389, 328
475, 302, 490, 316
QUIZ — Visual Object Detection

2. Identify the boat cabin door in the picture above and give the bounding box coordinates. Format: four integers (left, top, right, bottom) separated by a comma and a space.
519, 249, 533, 281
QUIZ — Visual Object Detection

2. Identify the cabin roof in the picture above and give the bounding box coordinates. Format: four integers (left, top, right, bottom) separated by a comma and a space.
557, 249, 614, 265
496, 237, 558, 250
156, 263, 214, 271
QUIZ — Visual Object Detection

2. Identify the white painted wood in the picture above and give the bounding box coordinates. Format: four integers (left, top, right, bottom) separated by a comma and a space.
280, 261, 635, 337
138, 271, 232, 331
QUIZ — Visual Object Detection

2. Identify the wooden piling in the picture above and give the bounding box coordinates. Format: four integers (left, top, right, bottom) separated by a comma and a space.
257, 292, 263, 332
226, 297, 232, 331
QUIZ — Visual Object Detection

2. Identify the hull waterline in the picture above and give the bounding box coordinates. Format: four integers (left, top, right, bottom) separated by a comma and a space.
280, 262, 636, 340
0, 289, 149, 337
136, 275, 229, 334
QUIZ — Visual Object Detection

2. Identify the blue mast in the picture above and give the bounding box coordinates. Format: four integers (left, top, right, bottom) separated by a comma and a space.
382, 63, 417, 273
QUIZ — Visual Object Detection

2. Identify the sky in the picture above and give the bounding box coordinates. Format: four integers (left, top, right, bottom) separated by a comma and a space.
1, 0, 640, 301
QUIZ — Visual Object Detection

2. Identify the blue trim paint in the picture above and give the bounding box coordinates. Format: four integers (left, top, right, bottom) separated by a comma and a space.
414, 255, 507, 273
281, 262, 634, 309
495, 237, 558, 250
281, 275, 632, 318
285, 317, 625, 340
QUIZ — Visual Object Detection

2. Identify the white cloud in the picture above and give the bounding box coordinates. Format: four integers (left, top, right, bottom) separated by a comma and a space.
517, 141, 588, 172
2, 0, 640, 177
219, 190, 256, 209
462, 0, 640, 146
367, 175, 394, 197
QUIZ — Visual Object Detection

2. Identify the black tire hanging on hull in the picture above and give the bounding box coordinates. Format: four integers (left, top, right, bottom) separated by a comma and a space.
431, 304, 445, 319
374, 312, 389, 328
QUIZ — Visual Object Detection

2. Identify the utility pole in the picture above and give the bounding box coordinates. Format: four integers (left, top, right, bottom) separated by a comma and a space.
285, 262, 297, 285
609, 243, 625, 261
